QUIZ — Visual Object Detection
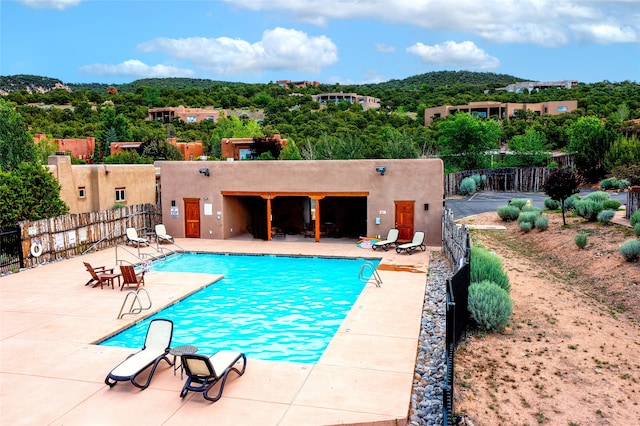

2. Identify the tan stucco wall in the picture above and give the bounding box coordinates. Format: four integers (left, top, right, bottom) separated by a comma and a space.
158, 159, 444, 246
47, 156, 157, 213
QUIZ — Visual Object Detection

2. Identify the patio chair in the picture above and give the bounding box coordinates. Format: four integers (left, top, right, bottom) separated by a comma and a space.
120, 264, 145, 291
155, 224, 174, 244
126, 227, 150, 247
395, 231, 426, 255
83, 262, 118, 289
105, 319, 174, 390
372, 228, 399, 251
180, 351, 247, 402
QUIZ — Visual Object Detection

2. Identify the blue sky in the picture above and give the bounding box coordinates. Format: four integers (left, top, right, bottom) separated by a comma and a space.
1, 0, 639, 85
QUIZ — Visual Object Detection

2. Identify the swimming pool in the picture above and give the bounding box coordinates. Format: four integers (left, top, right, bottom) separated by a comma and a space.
100, 253, 379, 363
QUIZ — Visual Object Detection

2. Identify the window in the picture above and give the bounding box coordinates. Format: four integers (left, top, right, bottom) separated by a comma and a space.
115, 187, 126, 202
78, 186, 86, 198
186, 116, 197, 123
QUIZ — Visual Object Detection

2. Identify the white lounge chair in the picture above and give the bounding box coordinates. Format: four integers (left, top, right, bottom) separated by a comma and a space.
180, 351, 247, 402
395, 231, 426, 255
126, 227, 150, 247
155, 224, 174, 244
105, 319, 174, 390
372, 228, 399, 251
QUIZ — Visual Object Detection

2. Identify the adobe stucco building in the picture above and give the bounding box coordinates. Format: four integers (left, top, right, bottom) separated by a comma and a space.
158, 159, 443, 246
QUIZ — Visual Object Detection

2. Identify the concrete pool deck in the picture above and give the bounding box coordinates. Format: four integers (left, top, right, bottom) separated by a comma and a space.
0, 237, 435, 426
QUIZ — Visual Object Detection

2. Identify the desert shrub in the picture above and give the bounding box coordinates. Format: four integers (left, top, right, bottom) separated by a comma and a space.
519, 221, 533, 232
497, 205, 520, 221
602, 199, 621, 210
619, 239, 640, 261
575, 199, 603, 221
534, 215, 549, 230
459, 177, 477, 195
600, 178, 619, 190
574, 232, 588, 249
631, 210, 640, 227
617, 179, 630, 189
597, 210, 615, 224
583, 191, 610, 203
544, 197, 560, 210
564, 194, 581, 211
509, 198, 529, 210
634, 223, 640, 237
468, 281, 513, 332
518, 211, 540, 228
471, 246, 510, 292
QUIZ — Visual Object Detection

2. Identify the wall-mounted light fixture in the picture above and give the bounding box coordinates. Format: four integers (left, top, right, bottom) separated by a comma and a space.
424, 203, 429, 211
375, 166, 386, 176
199, 168, 210, 177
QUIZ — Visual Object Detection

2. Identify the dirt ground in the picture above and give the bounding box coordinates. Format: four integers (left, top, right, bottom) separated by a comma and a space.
453, 209, 640, 425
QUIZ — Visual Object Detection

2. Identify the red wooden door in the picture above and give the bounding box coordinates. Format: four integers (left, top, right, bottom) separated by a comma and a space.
184, 198, 200, 238
394, 200, 414, 241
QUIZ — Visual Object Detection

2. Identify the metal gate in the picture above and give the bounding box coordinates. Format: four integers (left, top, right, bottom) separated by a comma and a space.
0, 225, 23, 274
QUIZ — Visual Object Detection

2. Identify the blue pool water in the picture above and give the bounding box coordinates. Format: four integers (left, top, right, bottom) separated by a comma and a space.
100, 253, 379, 363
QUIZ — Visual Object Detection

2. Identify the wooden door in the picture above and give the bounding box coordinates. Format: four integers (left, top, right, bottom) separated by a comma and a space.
184, 198, 200, 238
394, 200, 414, 241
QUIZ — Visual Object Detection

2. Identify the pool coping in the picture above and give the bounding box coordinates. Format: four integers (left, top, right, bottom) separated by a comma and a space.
0, 237, 433, 426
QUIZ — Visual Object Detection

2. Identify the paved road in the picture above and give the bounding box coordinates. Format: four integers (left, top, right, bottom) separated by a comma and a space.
445, 190, 628, 220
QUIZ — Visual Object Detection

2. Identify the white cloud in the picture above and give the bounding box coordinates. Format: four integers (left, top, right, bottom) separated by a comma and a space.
375, 43, 396, 54
78, 60, 195, 78
136, 27, 338, 75
406, 40, 500, 70
222, 0, 640, 46
18, 0, 80, 10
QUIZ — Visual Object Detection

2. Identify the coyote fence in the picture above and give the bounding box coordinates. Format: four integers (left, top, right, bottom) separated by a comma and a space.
18, 204, 161, 269
444, 166, 553, 196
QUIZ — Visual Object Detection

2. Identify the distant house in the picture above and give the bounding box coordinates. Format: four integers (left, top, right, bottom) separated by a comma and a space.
496, 80, 579, 93
312, 93, 381, 110
424, 100, 578, 125
35, 134, 95, 161
276, 80, 320, 88
221, 134, 287, 161
110, 138, 204, 160
147, 105, 225, 124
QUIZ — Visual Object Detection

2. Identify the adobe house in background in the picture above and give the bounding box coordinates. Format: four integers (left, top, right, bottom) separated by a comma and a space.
157, 159, 443, 246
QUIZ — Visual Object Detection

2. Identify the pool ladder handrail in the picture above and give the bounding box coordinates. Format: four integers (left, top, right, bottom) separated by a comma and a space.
359, 261, 382, 287
117, 288, 152, 319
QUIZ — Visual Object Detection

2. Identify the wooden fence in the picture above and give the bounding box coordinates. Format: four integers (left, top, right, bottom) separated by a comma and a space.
442, 207, 470, 269
19, 204, 161, 268
627, 187, 640, 219
444, 166, 553, 196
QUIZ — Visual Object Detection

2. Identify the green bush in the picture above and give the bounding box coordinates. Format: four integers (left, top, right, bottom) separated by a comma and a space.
471, 246, 510, 292
634, 223, 640, 237
509, 198, 529, 210
597, 209, 615, 224
574, 232, 588, 249
583, 191, 610, 203
544, 197, 560, 210
519, 221, 533, 232
471, 174, 484, 186
497, 205, 520, 221
631, 210, 640, 227
564, 194, 581, 211
618, 179, 630, 189
602, 199, 621, 210
575, 199, 603, 222
518, 211, 540, 228
459, 177, 477, 195
534, 215, 549, 231
619, 239, 640, 261
600, 178, 619, 190
468, 281, 513, 332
